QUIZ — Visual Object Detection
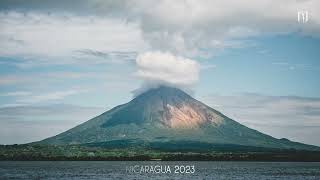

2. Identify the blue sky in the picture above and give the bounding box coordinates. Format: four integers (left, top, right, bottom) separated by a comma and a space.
198, 34, 320, 98
0, 0, 320, 145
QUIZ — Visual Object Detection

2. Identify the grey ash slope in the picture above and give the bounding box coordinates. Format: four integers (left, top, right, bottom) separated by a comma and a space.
38, 86, 320, 151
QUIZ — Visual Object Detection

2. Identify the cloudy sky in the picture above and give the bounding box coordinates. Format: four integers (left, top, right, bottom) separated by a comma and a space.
0, 0, 320, 146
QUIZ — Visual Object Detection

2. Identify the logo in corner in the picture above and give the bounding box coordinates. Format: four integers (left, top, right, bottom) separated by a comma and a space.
297, 10, 309, 23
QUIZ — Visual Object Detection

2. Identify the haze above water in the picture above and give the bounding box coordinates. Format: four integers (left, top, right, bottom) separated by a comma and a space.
1, 161, 320, 180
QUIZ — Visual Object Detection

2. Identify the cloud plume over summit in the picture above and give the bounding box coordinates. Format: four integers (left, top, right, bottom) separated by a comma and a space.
136, 51, 199, 86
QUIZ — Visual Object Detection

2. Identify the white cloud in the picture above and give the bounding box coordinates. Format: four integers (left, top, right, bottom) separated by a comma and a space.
2, 1, 320, 60
0, 71, 106, 84
0, 91, 31, 97
136, 51, 200, 88
271, 62, 319, 71
0, 75, 32, 85
16, 90, 85, 104
0, 11, 147, 64
95, 0, 320, 56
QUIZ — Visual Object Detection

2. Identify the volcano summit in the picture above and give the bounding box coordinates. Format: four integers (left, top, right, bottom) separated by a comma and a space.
38, 86, 319, 151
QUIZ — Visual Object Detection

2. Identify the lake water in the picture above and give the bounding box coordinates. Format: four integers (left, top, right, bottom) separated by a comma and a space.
0, 161, 320, 179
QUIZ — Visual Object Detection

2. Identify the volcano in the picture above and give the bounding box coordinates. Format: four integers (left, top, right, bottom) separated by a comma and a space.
39, 86, 319, 151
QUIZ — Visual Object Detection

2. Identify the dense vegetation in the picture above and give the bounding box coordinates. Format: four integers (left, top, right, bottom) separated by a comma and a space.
1, 144, 320, 161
